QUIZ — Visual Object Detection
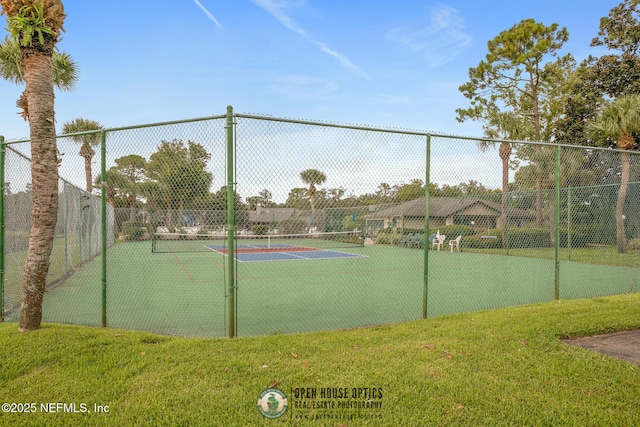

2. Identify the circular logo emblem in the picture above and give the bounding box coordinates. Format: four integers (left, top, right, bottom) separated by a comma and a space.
257, 388, 288, 419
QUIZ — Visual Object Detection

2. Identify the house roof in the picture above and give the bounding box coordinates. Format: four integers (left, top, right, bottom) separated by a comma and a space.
366, 197, 533, 220
249, 208, 305, 223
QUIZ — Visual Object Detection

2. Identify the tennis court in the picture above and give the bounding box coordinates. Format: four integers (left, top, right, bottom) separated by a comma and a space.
212, 245, 366, 262
37, 240, 639, 338
4, 110, 640, 339
151, 231, 368, 262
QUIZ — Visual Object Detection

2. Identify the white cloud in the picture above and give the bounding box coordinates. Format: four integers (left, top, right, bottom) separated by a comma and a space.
194, 0, 222, 29
310, 40, 367, 77
251, 0, 368, 78
387, 5, 471, 68
251, 0, 307, 36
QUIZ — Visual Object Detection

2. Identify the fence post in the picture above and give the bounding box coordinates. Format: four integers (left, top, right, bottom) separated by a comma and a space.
506, 194, 511, 256
225, 106, 236, 338
101, 130, 107, 327
0, 135, 4, 322
63, 182, 69, 275
567, 186, 572, 261
554, 145, 561, 300
423, 134, 431, 319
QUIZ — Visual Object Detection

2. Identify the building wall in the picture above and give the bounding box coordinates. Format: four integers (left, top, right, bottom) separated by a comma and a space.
375, 217, 447, 231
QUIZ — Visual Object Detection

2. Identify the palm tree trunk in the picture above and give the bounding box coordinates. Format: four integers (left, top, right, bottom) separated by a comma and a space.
535, 147, 543, 227
19, 52, 59, 331
616, 151, 630, 253
79, 143, 95, 192
309, 184, 316, 214
83, 155, 92, 192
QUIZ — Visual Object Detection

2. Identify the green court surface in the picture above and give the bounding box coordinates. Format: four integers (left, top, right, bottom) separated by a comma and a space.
32, 241, 640, 337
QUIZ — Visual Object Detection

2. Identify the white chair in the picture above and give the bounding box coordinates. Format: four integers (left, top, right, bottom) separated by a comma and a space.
449, 235, 462, 252
432, 234, 446, 251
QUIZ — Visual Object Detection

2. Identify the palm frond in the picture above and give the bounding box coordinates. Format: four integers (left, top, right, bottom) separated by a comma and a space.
52, 50, 78, 90
0, 36, 23, 83
0, 37, 78, 89
587, 94, 640, 148
61, 118, 104, 146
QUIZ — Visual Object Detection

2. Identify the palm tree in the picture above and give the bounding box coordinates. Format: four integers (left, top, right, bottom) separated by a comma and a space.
0, 35, 77, 119
62, 118, 103, 192
1, 0, 68, 331
479, 111, 530, 245
300, 168, 326, 213
588, 94, 640, 253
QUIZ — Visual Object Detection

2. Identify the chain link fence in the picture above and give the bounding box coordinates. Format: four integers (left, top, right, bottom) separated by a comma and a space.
2, 144, 115, 318
2, 108, 639, 337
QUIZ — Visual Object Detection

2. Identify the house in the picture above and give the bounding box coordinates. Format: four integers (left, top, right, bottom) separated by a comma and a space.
366, 197, 534, 234
250, 207, 304, 225
248, 206, 315, 232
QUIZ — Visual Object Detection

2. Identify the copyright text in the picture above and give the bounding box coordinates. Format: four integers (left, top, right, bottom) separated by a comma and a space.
2, 402, 110, 414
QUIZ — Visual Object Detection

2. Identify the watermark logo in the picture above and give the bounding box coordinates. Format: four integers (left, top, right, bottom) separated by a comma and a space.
257, 388, 288, 419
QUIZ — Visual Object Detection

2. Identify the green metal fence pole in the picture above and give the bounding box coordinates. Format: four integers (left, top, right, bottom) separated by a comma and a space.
225, 106, 236, 338
554, 145, 561, 300
0, 135, 4, 322
423, 134, 431, 319
63, 183, 69, 275
567, 187, 572, 261
506, 194, 511, 256
100, 130, 107, 327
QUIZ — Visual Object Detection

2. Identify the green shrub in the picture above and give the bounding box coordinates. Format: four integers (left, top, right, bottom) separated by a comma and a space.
375, 229, 404, 245
342, 215, 365, 231
121, 221, 146, 241
505, 228, 549, 248
570, 224, 617, 246
434, 225, 476, 238
278, 218, 307, 235
558, 229, 590, 248
462, 229, 502, 249
628, 238, 640, 251
252, 225, 269, 235
399, 228, 424, 235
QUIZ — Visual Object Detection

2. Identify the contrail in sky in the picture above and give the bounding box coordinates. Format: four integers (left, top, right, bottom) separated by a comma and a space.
252, 0, 368, 79
194, 0, 222, 28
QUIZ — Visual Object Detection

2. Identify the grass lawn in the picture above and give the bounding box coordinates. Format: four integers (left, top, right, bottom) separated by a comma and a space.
465, 244, 640, 267
1, 293, 640, 426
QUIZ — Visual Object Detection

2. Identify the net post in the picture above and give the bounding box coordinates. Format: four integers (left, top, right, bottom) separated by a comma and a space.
225, 106, 237, 338
0, 135, 4, 322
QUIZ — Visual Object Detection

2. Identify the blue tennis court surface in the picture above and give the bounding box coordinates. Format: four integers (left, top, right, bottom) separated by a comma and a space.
206, 243, 367, 262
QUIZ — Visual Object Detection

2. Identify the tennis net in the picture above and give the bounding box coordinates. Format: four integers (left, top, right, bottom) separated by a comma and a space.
151, 230, 364, 253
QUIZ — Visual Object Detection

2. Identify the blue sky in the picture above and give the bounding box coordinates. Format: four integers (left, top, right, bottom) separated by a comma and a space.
0, 0, 621, 142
